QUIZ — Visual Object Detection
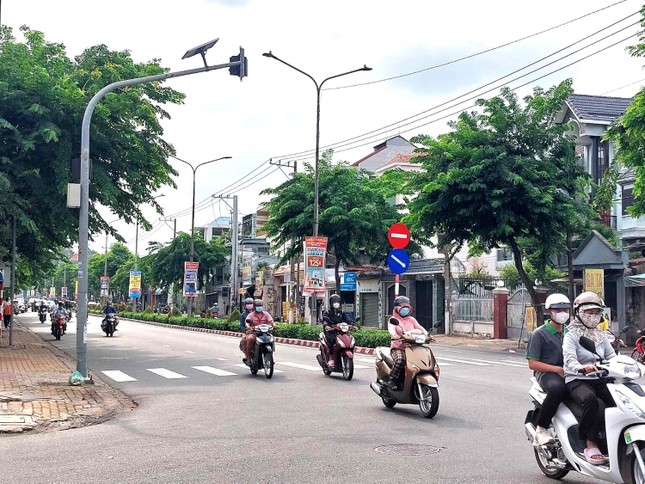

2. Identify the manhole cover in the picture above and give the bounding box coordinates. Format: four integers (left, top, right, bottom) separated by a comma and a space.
374, 444, 443, 456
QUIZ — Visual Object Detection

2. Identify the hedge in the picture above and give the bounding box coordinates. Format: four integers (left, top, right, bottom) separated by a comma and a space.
97, 310, 391, 348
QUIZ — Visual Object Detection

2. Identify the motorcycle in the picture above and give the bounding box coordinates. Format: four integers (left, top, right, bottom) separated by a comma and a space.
525, 336, 645, 483
316, 322, 356, 380
51, 314, 66, 340
243, 323, 275, 379
606, 326, 630, 355
369, 318, 440, 418
101, 313, 118, 337
38, 308, 47, 324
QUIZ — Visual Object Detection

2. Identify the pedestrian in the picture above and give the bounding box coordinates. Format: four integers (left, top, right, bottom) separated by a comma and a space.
2, 298, 12, 328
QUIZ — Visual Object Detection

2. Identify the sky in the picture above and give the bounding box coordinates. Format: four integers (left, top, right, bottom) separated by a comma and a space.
4, 0, 645, 255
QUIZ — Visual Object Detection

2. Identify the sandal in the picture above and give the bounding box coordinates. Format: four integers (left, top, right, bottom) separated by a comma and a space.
583, 447, 607, 465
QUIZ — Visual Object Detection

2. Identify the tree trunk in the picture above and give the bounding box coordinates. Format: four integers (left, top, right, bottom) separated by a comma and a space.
509, 238, 544, 325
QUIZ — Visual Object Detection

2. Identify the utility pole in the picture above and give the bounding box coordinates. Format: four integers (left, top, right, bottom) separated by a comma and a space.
214, 195, 239, 315
9, 215, 15, 346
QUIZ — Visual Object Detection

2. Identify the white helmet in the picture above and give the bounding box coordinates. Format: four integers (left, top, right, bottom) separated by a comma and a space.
545, 293, 570, 310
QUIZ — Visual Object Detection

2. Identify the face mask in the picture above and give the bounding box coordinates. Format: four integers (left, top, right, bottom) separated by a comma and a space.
245, 304, 254, 311
579, 311, 602, 328
552, 312, 569, 325
399, 307, 411, 317
332, 302, 340, 309
255, 306, 264, 312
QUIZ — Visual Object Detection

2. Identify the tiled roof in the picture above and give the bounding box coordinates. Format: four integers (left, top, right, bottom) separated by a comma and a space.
567, 94, 632, 123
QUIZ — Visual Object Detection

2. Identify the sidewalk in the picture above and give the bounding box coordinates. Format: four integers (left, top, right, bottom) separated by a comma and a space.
0, 319, 136, 434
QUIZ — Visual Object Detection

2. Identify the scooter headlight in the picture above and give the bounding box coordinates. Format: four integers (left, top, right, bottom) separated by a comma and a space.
615, 390, 645, 420
624, 363, 642, 380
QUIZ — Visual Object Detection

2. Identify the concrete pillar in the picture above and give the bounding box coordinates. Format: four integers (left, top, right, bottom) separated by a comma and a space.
493, 287, 509, 339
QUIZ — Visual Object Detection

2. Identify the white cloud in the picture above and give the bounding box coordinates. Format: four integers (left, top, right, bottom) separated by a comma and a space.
6, 0, 644, 254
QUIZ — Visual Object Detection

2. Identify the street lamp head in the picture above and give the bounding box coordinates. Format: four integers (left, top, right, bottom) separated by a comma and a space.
182, 38, 220, 60
362, 65, 373, 71
262, 51, 275, 59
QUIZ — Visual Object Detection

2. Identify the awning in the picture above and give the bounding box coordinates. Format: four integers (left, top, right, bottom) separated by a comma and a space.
625, 273, 645, 287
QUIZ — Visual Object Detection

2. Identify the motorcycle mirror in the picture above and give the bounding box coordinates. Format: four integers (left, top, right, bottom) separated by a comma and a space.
389, 317, 399, 326
579, 336, 601, 358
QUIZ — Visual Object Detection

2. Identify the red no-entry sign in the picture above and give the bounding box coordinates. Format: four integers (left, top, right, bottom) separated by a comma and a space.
388, 223, 410, 249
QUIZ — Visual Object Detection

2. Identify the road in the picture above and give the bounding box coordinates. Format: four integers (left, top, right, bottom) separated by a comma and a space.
0, 312, 596, 483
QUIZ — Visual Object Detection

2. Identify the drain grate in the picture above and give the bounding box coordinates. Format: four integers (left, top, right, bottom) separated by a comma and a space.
374, 444, 443, 456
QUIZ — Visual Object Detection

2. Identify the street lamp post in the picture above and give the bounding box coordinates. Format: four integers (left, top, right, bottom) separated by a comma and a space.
169, 155, 231, 317
262, 52, 371, 324
262, 52, 371, 237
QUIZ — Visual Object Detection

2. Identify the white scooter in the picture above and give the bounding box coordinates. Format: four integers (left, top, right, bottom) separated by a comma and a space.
525, 336, 645, 483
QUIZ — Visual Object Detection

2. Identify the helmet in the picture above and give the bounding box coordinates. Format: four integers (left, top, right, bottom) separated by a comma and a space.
253, 299, 263, 307
394, 296, 411, 307
573, 291, 604, 312
243, 297, 254, 305
545, 293, 570, 310
329, 294, 341, 304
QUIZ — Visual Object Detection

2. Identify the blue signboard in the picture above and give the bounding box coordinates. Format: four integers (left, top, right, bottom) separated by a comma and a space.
387, 249, 410, 275
340, 272, 357, 291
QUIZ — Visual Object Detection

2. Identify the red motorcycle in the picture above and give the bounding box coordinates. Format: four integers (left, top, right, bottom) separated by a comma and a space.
316, 322, 356, 380
52, 314, 66, 341
632, 329, 645, 363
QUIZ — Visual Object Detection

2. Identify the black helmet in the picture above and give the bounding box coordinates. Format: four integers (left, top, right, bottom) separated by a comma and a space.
394, 296, 411, 307
243, 297, 254, 305
329, 294, 341, 304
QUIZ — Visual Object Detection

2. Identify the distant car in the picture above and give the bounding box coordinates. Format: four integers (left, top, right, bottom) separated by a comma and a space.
87, 301, 100, 308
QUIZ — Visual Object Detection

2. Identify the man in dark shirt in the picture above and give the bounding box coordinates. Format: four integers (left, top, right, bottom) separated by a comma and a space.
526, 293, 570, 446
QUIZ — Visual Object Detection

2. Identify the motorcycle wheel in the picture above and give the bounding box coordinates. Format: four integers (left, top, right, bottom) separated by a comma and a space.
250, 366, 258, 375
341, 356, 354, 381
54, 327, 61, 341
534, 445, 569, 480
418, 384, 439, 419
632, 349, 645, 364
631, 443, 645, 484
263, 352, 274, 379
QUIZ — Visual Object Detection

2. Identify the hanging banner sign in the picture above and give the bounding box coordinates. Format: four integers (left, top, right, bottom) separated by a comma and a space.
303, 236, 328, 293
75, 280, 78, 298
183, 261, 199, 298
584, 268, 605, 299
61, 286, 68, 298
242, 265, 252, 286
100, 276, 110, 297
129, 270, 142, 298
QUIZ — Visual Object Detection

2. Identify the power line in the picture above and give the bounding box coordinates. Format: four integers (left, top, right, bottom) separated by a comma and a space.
327, 0, 629, 90
275, 12, 640, 162
601, 77, 645, 95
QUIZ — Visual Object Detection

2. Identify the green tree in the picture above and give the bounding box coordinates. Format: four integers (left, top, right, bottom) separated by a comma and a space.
147, 232, 227, 290
262, 151, 413, 290
0, 26, 185, 283
405, 81, 592, 322
87, 243, 133, 298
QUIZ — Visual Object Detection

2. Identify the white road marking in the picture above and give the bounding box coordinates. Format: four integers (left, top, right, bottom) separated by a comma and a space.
101, 370, 137, 382
192, 366, 236, 377
147, 368, 187, 379
235, 364, 283, 373
186, 351, 194, 354
470, 359, 525, 367
277, 362, 321, 371
215, 358, 227, 361
436, 357, 488, 366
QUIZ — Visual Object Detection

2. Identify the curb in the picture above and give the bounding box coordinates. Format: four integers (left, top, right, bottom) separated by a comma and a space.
121, 318, 377, 355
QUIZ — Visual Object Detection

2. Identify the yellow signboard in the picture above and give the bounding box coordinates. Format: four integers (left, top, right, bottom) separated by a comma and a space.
584, 269, 605, 299
525, 305, 536, 332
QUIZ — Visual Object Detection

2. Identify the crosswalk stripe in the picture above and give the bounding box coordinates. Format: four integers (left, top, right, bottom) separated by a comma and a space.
192, 366, 236, 377
235, 364, 283, 373
436, 357, 488, 366
101, 370, 137, 382
353, 365, 371, 369
147, 368, 187, 379
277, 362, 321, 371
470, 358, 525, 367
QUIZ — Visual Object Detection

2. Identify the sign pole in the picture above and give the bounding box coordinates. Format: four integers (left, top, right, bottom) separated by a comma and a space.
395, 274, 400, 298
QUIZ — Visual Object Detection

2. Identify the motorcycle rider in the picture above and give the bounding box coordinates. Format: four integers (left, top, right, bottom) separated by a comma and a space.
525, 293, 570, 446
387, 296, 431, 391
51, 301, 68, 335
103, 301, 118, 331
563, 291, 615, 465
321, 294, 353, 368
242, 299, 274, 364
239, 297, 255, 333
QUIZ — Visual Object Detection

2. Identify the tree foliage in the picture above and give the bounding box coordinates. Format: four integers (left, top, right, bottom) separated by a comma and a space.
262, 151, 415, 290
404, 81, 592, 321
0, 26, 185, 284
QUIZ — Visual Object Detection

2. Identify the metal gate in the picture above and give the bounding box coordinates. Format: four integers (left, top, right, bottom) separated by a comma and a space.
507, 286, 530, 342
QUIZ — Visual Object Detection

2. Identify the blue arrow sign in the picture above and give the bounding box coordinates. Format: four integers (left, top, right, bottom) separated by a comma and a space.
387, 249, 410, 275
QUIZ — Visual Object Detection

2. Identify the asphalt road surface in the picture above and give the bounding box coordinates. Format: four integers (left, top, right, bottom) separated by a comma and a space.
0, 313, 600, 483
